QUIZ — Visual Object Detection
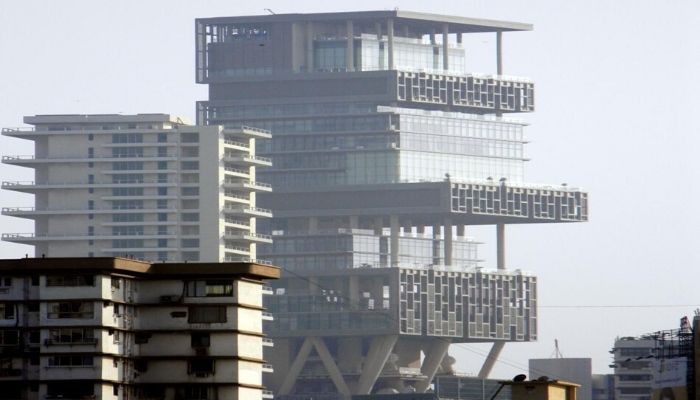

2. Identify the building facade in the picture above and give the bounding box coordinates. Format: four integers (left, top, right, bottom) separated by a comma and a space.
2, 114, 272, 262
0, 257, 279, 400
195, 10, 588, 398
610, 337, 656, 400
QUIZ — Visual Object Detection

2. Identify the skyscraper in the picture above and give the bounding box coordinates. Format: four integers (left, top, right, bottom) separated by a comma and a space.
195, 10, 588, 398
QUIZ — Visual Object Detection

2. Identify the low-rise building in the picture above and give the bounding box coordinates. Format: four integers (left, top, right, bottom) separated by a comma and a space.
0, 256, 279, 400
610, 337, 656, 400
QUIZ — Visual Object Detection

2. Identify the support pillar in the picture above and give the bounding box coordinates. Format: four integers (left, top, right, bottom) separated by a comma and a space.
349, 215, 359, 230
356, 335, 399, 394
442, 23, 449, 71
387, 18, 394, 69
278, 338, 314, 395
375, 22, 382, 40
374, 217, 383, 235
309, 337, 351, 395
390, 215, 399, 267
415, 339, 451, 392
477, 342, 505, 379
346, 20, 354, 71
403, 219, 412, 234
308, 216, 319, 234
306, 22, 314, 72
456, 224, 465, 237
443, 217, 453, 266
496, 223, 505, 270
496, 31, 503, 75
416, 225, 425, 235
456, 32, 462, 44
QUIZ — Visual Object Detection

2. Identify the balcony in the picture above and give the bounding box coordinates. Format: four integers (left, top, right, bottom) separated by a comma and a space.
223, 180, 272, 192
223, 232, 273, 244
2, 207, 177, 218
223, 154, 272, 166
2, 232, 176, 244
44, 338, 98, 346
223, 167, 250, 178
2, 180, 173, 193
223, 206, 273, 218
2, 154, 177, 166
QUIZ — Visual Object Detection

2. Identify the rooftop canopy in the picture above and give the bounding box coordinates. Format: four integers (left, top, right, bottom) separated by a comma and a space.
196, 10, 532, 33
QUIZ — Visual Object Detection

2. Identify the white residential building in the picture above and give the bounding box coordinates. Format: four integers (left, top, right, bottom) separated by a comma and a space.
0, 256, 279, 400
1, 114, 272, 262
611, 337, 656, 400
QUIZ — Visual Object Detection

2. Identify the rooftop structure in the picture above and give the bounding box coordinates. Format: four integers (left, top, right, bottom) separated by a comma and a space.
2, 114, 272, 262
195, 9, 588, 399
0, 257, 279, 400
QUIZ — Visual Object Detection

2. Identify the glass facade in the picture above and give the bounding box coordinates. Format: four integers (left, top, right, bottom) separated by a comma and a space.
260, 229, 479, 272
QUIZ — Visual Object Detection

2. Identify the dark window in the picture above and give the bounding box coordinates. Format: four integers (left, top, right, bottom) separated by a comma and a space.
27, 303, 39, 312
46, 275, 95, 287
191, 332, 211, 347
188, 306, 227, 323
188, 359, 215, 375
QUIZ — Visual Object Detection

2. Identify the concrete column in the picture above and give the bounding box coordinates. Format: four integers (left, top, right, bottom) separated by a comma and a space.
496, 31, 503, 75
349, 215, 359, 230
477, 342, 506, 379
443, 217, 453, 266
456, 32, 462, 44
306, 22, 314, 72
456, 224, 465, 237
278, 338, 314, 395
416, 225, 425, 235
430, 29, 436, 44
390, 215, 400, 266
375, 22, 382, 40
416, 339, 451, 392
374, 217, 384, 235
346, 20, 354, 71
387, 18, 394, 69
310, 337, 351, 395
357, 335, 399, 394
308, 217, 319, 234
442, 23, 449, 71
496, 223, 505, 270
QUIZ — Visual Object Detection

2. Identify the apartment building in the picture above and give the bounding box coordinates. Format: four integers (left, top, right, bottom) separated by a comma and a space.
2, 114, 272, 262
611, 337, 656, 400
0, 256, 279, 400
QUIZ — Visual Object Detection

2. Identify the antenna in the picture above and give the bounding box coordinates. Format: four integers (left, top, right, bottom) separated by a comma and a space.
550, 339, 564, 359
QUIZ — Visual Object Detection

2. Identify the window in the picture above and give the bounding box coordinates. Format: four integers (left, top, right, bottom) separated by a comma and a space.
30, 276, 39, 286
157, 199, 168, 209
0, 277, 10, 287
47, 302, 94, 319
0, 303, 15, 319
182, 386, 213, 400
188, 306, 227, 323
47, 328, 95, 345
46, 275, 95, 287
88, 226, 94, 236
88, 134, 94, 141
88, 147, 94, 158
188, 359, 215, 375
182, 187, 199, 196
158, 239, 168, 248
46, 382, 94, 398
111, 277, 121, 289
27, 303, 39, 312
191, 332, 210, 348
48, 355, 94, 367
187, 280, 233, 297
158, 161, 168, 170
158, 213, 168, 222
0, 330, 19, 345
158, 226, 168, 235
158, 133, 168, 143
87, 200, 94, 210
158, 187, 168, 196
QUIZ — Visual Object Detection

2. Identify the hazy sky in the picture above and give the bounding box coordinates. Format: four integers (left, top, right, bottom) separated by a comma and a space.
1, 0, 699, 379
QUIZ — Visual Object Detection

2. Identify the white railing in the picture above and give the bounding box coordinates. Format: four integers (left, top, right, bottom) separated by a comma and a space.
223, 139, 249, 148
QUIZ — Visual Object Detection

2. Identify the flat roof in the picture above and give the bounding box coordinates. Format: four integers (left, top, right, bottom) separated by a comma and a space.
23, 114, 191, 126
197, 10, 532, 33
0, 257, 280, 280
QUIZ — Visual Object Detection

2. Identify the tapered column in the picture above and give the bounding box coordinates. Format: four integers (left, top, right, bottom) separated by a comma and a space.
387, 18, 394, 69
415, 339, 451, 392
443, 217, 453, 266
346, 20, 354, 71
356, 335, 399, 394
477, 342, 506, 378
496, 223, 505, 270
309, 337, 351, 395
390, 215, 399, 266
442, 23, 449, 71
278, 338, 314, 395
